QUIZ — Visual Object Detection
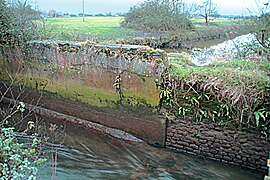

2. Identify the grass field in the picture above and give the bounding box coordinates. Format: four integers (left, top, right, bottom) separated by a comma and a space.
41, 16, 251, 44
192, 18, 247, 26
43, 16, 134, 42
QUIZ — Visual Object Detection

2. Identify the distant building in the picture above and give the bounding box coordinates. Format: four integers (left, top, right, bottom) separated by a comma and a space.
63, 13, 70, 18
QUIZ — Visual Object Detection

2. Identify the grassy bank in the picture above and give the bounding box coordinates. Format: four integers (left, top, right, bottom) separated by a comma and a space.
161, 54, 270, 135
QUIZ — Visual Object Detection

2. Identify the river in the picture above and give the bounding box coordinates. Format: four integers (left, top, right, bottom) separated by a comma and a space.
191, 33, 258, 66
38, 121, 264, 180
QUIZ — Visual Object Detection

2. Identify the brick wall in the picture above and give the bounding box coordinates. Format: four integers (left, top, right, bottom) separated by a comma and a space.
166, 119, 269, 171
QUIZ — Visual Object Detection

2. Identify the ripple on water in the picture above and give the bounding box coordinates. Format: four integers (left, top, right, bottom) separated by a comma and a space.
39, 122, 264, 180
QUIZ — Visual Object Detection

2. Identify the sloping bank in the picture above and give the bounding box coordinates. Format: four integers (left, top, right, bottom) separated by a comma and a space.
0, 41, 269, 172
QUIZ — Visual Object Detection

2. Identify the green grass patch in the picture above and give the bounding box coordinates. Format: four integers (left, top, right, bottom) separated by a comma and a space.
171, 59, 269, 87
192, 18, 248, 26
40, 16, 134, 41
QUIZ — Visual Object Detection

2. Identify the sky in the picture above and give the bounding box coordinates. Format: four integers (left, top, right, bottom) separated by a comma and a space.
33, 0, 268, 16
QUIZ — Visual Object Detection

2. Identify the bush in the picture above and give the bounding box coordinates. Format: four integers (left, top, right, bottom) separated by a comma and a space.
0, 0, 40, 47
121, 0, 193, 32
0, 101, 47, 179
0, 126, 47, 179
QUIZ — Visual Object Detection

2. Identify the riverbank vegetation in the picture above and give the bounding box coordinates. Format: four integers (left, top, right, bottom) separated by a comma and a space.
159, 45, 269, 139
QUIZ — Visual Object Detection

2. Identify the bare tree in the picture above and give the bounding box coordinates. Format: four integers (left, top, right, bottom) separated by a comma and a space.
169, 0, 189, 14
196, 0, 219, 25
251, 0, 270, 60
48, 9, 57, 17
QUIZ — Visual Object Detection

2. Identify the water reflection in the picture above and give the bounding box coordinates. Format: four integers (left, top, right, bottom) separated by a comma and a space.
191, 34, 257, 66
40, 123, 263, 180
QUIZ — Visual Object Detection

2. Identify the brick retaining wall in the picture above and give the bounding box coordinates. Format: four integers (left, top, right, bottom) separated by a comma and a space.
166, 119, 269, 171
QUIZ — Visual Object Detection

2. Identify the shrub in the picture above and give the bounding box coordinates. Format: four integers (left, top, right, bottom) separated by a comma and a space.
0, 0, 40, 47
0, 101, 47, 179
0, 126, 47, 179
121, 0, 194, 32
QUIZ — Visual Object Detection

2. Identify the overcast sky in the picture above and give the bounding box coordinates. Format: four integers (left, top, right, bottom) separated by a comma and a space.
34, 0, 268, 15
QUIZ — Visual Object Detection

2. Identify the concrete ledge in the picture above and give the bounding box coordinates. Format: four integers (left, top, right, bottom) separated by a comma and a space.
2, 97, 143, 143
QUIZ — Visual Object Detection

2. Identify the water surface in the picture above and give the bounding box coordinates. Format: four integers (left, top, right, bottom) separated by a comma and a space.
39, 122, 264, 180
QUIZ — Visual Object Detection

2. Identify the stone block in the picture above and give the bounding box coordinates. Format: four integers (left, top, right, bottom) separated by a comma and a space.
184, 147, 195, 152
199, 139, 207, 144
214, 154, 222, 159
209, 157, 219, 161
239, 138, 248, 143
233, 159, 243, 165
221, 159, 228, 163
228, 154, 236, 159
220, 151, 228, 156
186, 151, 197, 156
194, 150, 200, 155
190, 144, 199, 150
179, 131, 188, 136
232, 147, 241, 152
200, 147, 209, 152
247, 158, 255, 163
222, 144, 231, 149
223, 156, 233, 162
179, 127, 188, 132
178, 141, 189, 147
236, 155, 241, 159
174, 144, 184, 149
255, 147, 265, 152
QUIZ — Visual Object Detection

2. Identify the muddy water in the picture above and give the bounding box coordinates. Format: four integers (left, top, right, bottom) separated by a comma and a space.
39, 122, 264, 180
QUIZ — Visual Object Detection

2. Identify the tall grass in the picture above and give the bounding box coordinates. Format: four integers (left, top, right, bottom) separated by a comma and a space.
161, 57, 269, 135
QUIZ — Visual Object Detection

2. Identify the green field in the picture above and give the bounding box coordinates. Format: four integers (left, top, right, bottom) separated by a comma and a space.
192, 18, 247, 26
43, 16, 134, 42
